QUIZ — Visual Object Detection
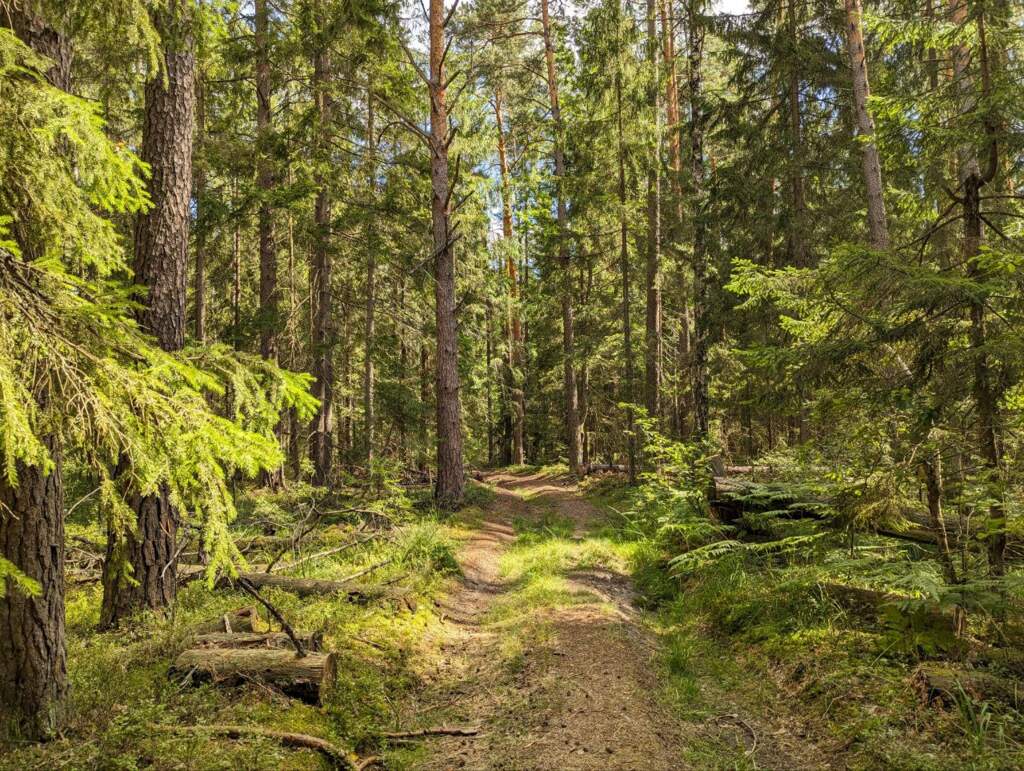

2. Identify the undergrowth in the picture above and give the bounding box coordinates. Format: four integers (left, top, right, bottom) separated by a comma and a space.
583, 434, 1024, 770
2, 478, 475, 771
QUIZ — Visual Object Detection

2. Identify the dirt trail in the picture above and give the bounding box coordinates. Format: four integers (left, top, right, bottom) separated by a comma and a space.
406, 471, 687, 770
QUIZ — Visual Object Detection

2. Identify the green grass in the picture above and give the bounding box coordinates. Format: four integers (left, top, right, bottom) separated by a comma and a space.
2, 498, 463, 771
581, 477, 1024, 770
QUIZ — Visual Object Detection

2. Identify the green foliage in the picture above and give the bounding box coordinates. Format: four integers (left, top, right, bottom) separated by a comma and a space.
0, 29, 316, 581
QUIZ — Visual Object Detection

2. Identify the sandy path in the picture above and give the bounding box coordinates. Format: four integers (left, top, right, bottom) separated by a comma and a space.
406, 471, 687, 770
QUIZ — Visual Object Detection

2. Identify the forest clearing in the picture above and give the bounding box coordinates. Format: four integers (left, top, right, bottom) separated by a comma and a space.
1, 0, 1023, 767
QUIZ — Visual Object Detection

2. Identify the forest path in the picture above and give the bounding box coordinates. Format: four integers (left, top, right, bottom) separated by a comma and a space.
402, 470, 687, 770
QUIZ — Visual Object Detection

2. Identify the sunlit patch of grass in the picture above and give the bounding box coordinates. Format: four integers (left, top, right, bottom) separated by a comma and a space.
2, 488, 468, 771
487, 574, 597, 623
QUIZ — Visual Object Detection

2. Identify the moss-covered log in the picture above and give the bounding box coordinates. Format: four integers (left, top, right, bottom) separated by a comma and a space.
171, 648, 337, 704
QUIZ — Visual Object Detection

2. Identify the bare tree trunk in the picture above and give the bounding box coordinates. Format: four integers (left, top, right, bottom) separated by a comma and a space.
843, 0, 889, 250
418, 341, 430, 473
194, 74, 207, 342
688, 0, 710, 439
363, 88, 377, 465
429, 0, 464, 509
255, 0, 283, 489
540, 0, 581, 475
232, 180, 241, 348
645, 0, 662, 423
615, 9, 637, 485
309, 13, 334, 486
494, 88, 525, 465
0, 440, 67, 740
786, 2, 809, 267
485, 298, 495, 466
397, 279, 408, 461
0, 11, 69, 737
102, 2, 194, 626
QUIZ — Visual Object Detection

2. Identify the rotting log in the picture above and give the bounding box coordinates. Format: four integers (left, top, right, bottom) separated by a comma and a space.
194, 607, 262, 634
171, 648, 337, 704
913, 665, 1023, 709
219, 572, 417, 610
191, 632, 323, 651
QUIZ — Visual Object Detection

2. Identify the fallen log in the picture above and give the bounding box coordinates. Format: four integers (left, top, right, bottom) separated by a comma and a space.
913, 665, 1023, 709
151, 724, 357, 770
171, 648, 337, 704
192, 632, 323, 651
219, 572, 418, 610
194, 607, 262, 635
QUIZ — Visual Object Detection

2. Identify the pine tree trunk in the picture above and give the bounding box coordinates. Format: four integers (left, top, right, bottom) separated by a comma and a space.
0, 12, 70, 738
429, 0, 465, 509
256, 0, 284, 489
8, 8, 71, 90
540, 0, 581, 475
102, 3, 194, 625
688, 0, 710, 439
363, 89, 377, 465
0, 440, 67, 740
786, 2, 810, 267
645, 0, 662, 423
843, 0, 889, 251
494, 89, 525, 465
615, 13, 637, 485
194, 75, 207, 342
309, 23, 334, 486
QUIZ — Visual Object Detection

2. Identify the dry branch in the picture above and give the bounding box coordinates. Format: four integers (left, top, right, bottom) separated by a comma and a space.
151, 724, 356, 769
383, 725, 481, 739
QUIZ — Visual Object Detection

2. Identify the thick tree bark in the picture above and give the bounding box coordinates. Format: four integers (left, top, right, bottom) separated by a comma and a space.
494, 88, 525, 465
843, 0, 889, 251
8, 7, 71, 90
429, 0, 465, 509
688, 0, 710, 439
540, 0, 581, 475
0, 441, 67, 740
645, 0, 662, 422
1, 9, 70, 739
309, 23, 334, 486
194, 75, 207, 342
363, 89, 377, 464
102, 3, 194, 626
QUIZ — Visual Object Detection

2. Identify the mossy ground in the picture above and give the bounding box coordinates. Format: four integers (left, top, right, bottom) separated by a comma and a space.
585, 475, 1024, 770
5, 472, 1021, 769
2, 484, 479, 771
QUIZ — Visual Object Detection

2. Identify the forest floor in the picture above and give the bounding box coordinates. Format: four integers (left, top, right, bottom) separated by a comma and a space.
3, 469, 1018, 769
392, 470, 688, 769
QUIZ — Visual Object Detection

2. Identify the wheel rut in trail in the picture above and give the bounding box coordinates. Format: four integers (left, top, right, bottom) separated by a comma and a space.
407, 471, 687, 770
